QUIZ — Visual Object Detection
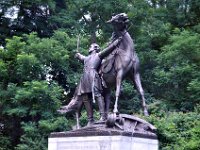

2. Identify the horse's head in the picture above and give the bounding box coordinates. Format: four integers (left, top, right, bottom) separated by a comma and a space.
107, 13, 129, 31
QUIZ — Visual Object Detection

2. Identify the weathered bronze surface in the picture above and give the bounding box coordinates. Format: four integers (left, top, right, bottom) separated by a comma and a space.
100, 13, 148, 116
58, 13, 151, 131
50, 114, 157, 139
58, 38, 122, 126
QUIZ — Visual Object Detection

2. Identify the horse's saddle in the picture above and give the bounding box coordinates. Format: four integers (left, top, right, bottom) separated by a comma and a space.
101, 48, 130, 74
101, 56, 115, 74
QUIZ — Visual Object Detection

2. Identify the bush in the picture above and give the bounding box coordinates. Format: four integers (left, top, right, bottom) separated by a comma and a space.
147, 106, 200, 150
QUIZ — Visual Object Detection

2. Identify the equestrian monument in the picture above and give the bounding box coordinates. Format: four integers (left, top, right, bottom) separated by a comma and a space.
49, 13, 158, 150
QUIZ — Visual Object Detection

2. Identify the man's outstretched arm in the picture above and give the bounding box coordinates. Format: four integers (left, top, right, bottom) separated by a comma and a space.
98, 37, 122, 59
75, 53, 86, 62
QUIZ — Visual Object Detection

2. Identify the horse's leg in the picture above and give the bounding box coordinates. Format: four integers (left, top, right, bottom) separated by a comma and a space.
103, 88, 111, 119
132, 68, 149, 116
75, 111, 80, 129
114, 70, 123, 113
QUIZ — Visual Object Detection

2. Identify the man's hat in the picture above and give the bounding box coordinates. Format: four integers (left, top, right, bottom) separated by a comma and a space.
89, 43, 100, 53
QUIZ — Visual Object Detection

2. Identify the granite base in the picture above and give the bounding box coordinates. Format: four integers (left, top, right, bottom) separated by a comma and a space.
48, 135, 158, 150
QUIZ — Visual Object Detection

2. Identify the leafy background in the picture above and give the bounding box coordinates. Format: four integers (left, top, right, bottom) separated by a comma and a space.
0, 0, 200, 149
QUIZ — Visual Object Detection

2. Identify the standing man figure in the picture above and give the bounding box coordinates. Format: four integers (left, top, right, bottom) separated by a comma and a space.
75, 38, 121, 126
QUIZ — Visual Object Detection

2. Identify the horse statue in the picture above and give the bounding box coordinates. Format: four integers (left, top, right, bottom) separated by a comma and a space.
101, 13, 148, 116
58, 13, 148, 128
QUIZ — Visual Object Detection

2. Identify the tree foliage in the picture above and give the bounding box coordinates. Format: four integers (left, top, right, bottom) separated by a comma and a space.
0, 0, 200, 149
153, 30, 200, 111
147, 105, 200, 150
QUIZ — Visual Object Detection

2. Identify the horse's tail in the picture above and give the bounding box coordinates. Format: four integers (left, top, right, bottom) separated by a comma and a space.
57, 88, 82, 114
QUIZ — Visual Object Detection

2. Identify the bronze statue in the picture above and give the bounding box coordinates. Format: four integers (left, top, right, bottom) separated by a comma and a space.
58, 13, 148, 128
59, 39, 122, 126
100, 13, 149, 116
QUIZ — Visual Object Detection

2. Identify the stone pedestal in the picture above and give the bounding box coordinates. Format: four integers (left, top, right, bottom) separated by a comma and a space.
49, 114, 158, 150
48, 135, 158, 150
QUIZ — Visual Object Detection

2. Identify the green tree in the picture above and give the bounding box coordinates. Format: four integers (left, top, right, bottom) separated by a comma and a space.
153, 30, 200, 111
1, 1, 200, 149
0, 0, 55, 45
147, 106, 200, 150
0, 32, 79, 149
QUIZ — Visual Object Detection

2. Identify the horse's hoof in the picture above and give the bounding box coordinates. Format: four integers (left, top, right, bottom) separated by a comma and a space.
113, 108, 118, 114
57, 107, 72, 114
57, 109, 66, 114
